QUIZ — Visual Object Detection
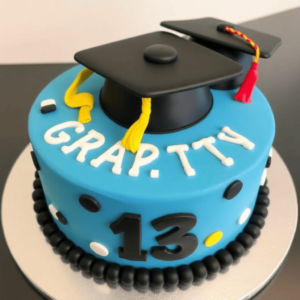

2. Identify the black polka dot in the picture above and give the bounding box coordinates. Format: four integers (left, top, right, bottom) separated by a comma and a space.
79, 195, 100, 212
41, 104, 56, 114
56, 211, 67, 225
31, 151, 40, 170
224, 180, 243, 200
266, 156, 271, 168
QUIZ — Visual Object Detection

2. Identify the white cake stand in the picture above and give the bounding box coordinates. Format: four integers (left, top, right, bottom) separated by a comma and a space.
1, 144, 298, 300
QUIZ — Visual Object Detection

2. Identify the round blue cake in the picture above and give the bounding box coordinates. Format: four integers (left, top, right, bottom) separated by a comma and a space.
28, 65, 274, 269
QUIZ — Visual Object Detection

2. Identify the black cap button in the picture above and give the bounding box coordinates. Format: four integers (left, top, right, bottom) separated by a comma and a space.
144, 44, 177, 64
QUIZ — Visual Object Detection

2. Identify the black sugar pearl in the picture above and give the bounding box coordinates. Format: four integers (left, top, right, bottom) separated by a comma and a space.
226, 241, 245, 259
244, 224, 261, 239
164, 267, 179, 288
33, 178, 42, 189
33, 200, 48, 213
32, 189, 45, 201
37, 211, 52, 226
58, 240, 75, 258
256, 195, 270, 207
106, 263, 121, 284
79, 254, 96, 273
202, 256, 220, 275
50, 231, 66, 248
177, 265, 194, 286
214, 249, 233, 269
67, 247, 85, 267
92, 259, 108, 280
35, 170, 40, 178
121, 266, 135, 286
236, 232, 254, 250
254, 205, 268, 218
259, 185, 269, 196
43, 222, 58, 238
190, 260, 207, 281
249, 214, 265, 229
150, 268, 164, 289
136, 268, 150, 288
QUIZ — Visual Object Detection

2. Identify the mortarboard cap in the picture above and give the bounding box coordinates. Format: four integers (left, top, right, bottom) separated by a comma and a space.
66, 31, 244, 153
161, 17, 282, 90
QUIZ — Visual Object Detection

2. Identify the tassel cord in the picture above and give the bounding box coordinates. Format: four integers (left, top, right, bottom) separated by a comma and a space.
65, 68, 94, 123
225, 26, 260, 62
121, 98, 151, 153
224, 26, 260, 103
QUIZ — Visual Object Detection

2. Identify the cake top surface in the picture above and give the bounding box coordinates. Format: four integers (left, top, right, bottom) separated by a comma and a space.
74, 31, 243, 98
161, 17, 282, 58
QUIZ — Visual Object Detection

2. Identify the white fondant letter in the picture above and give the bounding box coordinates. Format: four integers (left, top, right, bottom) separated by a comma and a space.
192, 137, 234, 167
61, 129, 105, 163
217, 126, 255, 150
167, 144, 196, 176
44, 121, 85, 145
129, 143, 159, 177
90, 141, 125, 175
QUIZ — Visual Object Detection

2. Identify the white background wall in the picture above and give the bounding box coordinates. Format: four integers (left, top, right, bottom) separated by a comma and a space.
1, 0, 299, 64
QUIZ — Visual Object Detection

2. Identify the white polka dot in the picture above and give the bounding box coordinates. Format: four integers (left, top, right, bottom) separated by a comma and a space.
238, 208, 251, 225
150, 169, 159, 178
49, 204, 58, 219
269, 148, 273, 157
90, 242, 109, 257
260, 169, 267, 186
41, 99, 56, 107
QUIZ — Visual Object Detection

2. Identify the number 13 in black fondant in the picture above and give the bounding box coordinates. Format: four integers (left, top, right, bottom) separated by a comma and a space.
110, 213, 147, 261
110, 213, 198, 262
151, 213, 198, 261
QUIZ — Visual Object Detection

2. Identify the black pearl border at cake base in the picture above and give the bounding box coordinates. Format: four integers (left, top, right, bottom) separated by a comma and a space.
31, 171, 270, 290
1, 145, 298, 300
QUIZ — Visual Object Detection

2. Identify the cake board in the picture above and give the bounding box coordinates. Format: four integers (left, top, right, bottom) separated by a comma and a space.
1, 144, 298, 300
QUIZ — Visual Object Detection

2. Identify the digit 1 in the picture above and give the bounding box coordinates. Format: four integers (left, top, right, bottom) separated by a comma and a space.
151, 213, 198, 261
110, 213, 147, 261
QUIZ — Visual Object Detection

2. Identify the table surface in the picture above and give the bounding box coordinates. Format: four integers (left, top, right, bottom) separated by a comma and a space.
1, 8, 300, 299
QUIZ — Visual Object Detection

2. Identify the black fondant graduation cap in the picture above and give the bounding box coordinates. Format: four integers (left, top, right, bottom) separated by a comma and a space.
75, 31, 243, 98
161, 17, 282, 58
161, 18, 281, 92
68, 31, 244, 153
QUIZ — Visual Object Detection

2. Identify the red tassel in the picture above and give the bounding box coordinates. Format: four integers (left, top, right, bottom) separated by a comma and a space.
234, 61, 259, 104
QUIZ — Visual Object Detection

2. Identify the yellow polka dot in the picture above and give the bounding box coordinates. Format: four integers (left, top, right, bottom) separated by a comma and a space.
204, 231, 223, 247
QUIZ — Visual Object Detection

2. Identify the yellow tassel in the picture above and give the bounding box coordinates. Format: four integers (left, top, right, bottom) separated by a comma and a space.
121, 98, 151, 153
65, 68, 94, 123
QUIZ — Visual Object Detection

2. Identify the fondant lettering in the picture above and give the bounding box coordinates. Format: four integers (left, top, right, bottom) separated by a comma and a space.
192, 137, 234, 166
151, 213, 198, 261
44, 121, 85, 145
61, 129, 105, 163
129, 143, 159, 177
110, 213, 147, 261
167, 144, 195, 176
90, 141, 125, 175
217, 126, 255, 150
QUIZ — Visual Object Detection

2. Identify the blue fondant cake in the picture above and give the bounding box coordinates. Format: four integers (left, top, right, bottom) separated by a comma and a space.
28, 18, 281, 286
28, 64, 274, 268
